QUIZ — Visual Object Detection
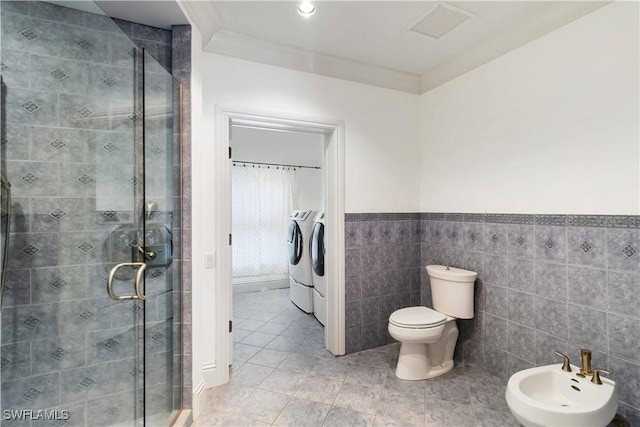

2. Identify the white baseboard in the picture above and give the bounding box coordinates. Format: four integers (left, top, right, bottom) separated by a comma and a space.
232, 276, 289, 293
203, 362, 220, 385
192, 362, 229, 421
192, 380, 206, 421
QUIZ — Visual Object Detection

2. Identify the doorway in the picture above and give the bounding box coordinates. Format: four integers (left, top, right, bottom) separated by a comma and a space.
213, 107, 346, 387
230, 125, 325, 366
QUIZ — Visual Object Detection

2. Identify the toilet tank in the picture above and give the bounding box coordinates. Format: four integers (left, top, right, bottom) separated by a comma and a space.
426, 265, 477, 319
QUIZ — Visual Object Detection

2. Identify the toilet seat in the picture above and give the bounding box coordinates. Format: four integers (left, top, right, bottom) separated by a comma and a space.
389, 306, 447, 329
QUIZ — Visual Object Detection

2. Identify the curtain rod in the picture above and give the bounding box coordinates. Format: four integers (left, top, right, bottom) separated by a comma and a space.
232, 160, 321, 170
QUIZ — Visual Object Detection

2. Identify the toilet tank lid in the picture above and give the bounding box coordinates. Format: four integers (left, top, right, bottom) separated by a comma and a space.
426, 265, 477, 282
389, 306, 447, 328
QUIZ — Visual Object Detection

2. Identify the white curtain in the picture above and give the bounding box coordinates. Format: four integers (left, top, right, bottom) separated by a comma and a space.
232, 165, 294, 278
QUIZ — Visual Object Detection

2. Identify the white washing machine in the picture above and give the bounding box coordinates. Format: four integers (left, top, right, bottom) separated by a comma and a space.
287, 209, 317, 313
311, 212, 326, 325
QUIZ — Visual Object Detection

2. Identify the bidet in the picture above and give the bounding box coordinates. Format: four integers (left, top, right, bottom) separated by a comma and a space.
505, 364, 617, 427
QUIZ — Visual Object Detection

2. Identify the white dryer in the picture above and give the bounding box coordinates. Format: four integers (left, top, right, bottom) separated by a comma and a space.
287, 209, 317, 313
311, 212, 326, 325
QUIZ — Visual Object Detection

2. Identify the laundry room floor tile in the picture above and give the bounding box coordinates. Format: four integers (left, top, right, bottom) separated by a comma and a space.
241, 331, 278, 347
250, 311, 279, 321
256, 321, 289, 335
235, 318, 267, 332
233, 343, 262, 362
248, 348, 290, 368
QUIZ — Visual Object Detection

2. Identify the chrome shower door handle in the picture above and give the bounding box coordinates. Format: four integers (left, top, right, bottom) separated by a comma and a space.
107, 262, 147, 301
133, 262, 147, 300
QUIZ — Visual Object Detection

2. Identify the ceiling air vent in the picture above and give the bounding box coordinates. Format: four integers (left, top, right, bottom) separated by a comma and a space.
408, 3, 476, 39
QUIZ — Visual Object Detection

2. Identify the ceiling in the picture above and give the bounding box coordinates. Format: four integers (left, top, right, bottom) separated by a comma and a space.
90, 0, 609, 94
213, 2, 548, 77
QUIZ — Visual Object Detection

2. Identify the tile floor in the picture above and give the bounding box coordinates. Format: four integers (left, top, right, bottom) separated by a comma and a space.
193, 288, 520, 427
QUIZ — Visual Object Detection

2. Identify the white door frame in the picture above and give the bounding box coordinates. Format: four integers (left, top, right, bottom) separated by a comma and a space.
214, 105, 346, 384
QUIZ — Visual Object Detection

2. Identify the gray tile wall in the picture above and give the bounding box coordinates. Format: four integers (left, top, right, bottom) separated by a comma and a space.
344, 212, 640, 425
171, 24, 192, 410
344, 213, 422, 353
113, 19, 172, 74
1, 0, 190, 422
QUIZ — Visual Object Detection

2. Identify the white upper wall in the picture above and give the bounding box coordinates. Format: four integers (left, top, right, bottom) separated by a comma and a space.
202, 53, 421, 213
231, 126, 324, 210
418, 1, 640, 214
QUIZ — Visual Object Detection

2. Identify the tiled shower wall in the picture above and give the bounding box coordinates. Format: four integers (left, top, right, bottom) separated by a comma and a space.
0, 0, 191, 422
345, 213, 640, 424
113, 18, 172, 74
171, 25, 193, 410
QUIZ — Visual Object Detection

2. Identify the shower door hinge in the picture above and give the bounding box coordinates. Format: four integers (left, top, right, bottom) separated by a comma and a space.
229, 233, 232, 245
229, 320, 232, 333
228, 146, 232, 159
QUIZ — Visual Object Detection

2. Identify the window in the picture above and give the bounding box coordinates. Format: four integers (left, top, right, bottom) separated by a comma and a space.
232, 165, 294, 278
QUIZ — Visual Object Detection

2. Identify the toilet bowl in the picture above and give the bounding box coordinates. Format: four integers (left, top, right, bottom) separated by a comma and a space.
388, 306, 458, 380
388, 265, 477, 380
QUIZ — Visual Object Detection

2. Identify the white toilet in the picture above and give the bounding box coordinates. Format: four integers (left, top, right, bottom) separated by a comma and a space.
388, 265, 477, 380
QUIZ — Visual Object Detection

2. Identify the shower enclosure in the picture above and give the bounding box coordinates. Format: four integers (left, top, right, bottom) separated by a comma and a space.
0, 1, 182, 425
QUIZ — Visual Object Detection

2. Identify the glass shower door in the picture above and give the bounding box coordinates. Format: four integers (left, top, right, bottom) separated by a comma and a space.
140, 51, 182, 426
0, 5, 146, 422
0, 2, 180, 426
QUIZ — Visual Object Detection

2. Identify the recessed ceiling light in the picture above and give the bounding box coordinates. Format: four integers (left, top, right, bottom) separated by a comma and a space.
297, 2, 316, 18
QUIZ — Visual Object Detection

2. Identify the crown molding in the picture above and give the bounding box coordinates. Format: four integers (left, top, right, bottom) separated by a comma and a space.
186, 1, 610, 95
204, 30, 422, 95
